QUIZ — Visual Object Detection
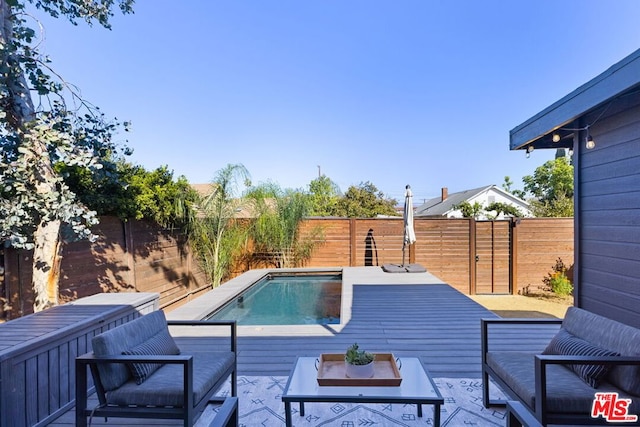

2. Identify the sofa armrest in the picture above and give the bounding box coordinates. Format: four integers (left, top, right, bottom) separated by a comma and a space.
507, 400, 542, 427
75, 353, 195, 425
209, 397, 239, 427
77, 352, 194, 365
167, 320, 237, 353
481, 318, 562, 363
534, 354, 640, 424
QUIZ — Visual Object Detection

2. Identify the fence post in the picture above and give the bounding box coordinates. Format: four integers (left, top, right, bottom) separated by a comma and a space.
510, 218, 519, 295
469, 218, 476, 294
349, 219, 357, 266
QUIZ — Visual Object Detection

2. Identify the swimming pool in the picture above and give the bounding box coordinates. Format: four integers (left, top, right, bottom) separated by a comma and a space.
206, 272, 342, 325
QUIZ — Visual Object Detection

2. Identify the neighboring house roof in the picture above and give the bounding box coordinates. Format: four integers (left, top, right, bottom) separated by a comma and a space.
190, 184, 277, 218
415, 185, 491, 217
190, 183, 250, 218
414, 185, 530, 218
190, 183, 215, 198
510, 48, 640, 151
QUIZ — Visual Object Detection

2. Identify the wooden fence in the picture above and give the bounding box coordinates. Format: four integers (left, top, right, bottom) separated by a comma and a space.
299, 217, 574, 295
0, 216, 573, 320
0, 217, 209, 321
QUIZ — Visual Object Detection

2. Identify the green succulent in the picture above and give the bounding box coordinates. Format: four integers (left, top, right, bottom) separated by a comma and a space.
345, 343, 374, 365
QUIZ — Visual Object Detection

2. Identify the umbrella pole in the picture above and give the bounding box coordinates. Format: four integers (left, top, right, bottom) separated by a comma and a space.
402, 245, 406, 267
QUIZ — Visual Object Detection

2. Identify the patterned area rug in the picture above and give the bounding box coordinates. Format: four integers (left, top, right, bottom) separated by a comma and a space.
199, 376, 507, 426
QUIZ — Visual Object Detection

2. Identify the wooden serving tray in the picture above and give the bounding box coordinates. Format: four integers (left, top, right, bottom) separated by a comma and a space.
317, 353, 402, 386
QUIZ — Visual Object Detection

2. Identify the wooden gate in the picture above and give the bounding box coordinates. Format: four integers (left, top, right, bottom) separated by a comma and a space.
474, 221, 511, 294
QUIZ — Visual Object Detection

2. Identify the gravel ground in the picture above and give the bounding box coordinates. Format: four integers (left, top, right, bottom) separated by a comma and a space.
469, 292, 573, 319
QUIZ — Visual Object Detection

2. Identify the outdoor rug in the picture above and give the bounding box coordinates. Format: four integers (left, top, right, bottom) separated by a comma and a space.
198, 376, 508, 427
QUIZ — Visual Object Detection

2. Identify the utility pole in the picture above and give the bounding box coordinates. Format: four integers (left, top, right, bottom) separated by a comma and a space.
317, 165, 321, 177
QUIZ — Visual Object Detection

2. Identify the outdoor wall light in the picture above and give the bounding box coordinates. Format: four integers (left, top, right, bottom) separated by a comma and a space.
525, 145, 534, 158
552, 133, 561, 143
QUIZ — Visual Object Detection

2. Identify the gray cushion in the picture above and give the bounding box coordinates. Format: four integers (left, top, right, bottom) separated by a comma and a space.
106, 351, 235, 407
563, 307, 640, 396
122, 328, 181, 384
486, 352, 640, 415
92, 310, 170, 391
542, 328, 619, 388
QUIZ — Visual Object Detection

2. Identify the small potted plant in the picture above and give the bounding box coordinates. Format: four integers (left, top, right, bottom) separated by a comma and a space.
344, 343, 375, 378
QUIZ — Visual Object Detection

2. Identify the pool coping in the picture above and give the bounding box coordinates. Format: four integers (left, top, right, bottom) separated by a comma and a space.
167, 266, 446, 336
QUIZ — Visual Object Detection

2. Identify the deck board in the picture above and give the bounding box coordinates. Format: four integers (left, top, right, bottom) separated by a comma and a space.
47, 271, 561, 426
229, 283, 558, 377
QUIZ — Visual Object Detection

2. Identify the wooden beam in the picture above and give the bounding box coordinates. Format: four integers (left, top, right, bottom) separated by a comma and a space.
510, 49, 640, 150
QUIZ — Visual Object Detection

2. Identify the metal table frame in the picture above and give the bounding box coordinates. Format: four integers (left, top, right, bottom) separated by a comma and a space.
282, 356, 443, 426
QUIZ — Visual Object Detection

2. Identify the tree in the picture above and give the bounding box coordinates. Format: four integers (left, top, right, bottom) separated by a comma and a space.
453, 201, 484, 219
454, 200, 523, 219
0, 0, 134, 312
502, 176, 526, 199
522, 157, 574, 217
182, 164, 251, 289
529, 192, 574, 218
120, 165, 197, 227
245, 183, 323, 268
485, 202, 523, 218
333, 181, 398, 218
308, 175, 341, 216
60, 156, 197, 227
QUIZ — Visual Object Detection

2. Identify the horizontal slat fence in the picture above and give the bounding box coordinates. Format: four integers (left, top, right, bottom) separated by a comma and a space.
415, 219, 472, 292
1, 217, 573, 320
514, 218, 575, 290
1, 218, 209, 320
298, 217, 573, 295
298, 219, 351, 267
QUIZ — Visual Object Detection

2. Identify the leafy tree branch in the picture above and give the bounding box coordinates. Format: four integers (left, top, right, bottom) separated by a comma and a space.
0, 0, 134, 311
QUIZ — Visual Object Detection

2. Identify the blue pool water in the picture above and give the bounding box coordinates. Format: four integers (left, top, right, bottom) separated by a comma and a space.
206, 273, 342, 325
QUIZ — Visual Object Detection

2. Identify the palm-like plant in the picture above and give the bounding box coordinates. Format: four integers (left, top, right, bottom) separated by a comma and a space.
246, 183, 323, 268
181, 164, 250, 288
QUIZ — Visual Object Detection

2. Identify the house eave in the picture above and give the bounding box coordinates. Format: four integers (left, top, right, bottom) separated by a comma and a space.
510, 48, 640, 151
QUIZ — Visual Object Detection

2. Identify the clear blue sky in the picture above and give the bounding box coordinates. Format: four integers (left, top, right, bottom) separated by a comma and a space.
31, 1, 640, 203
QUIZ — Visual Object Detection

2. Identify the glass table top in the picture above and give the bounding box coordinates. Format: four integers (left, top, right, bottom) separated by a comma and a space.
283, 356, 441, 400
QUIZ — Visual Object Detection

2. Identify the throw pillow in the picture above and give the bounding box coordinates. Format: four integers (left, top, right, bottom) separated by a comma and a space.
543, 328, 620, 388
122, 328, 181, 384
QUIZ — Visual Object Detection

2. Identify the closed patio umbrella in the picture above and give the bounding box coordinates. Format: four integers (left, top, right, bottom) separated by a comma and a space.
402, 184, 416, 266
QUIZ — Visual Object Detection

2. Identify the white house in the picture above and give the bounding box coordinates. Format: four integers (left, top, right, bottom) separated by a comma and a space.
414, 185, 531, 219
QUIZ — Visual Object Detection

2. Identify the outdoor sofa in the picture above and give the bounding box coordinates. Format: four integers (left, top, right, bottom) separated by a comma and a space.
482, 306, 640, 426
75, 309, 237, 427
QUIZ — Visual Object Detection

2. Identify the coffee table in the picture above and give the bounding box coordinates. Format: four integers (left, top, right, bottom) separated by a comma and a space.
282, 356, 443, 426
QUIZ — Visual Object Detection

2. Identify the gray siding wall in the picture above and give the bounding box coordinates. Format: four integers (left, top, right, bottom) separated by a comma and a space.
578, 93, 640, 327
0, 293, 158, 427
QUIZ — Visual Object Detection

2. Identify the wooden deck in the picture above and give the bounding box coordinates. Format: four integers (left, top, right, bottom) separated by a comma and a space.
47, 267, 561, 426
232, 282, 512, 377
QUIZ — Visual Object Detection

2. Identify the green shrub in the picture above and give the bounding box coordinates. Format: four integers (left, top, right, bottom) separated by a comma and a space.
543, 258, 573, 296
